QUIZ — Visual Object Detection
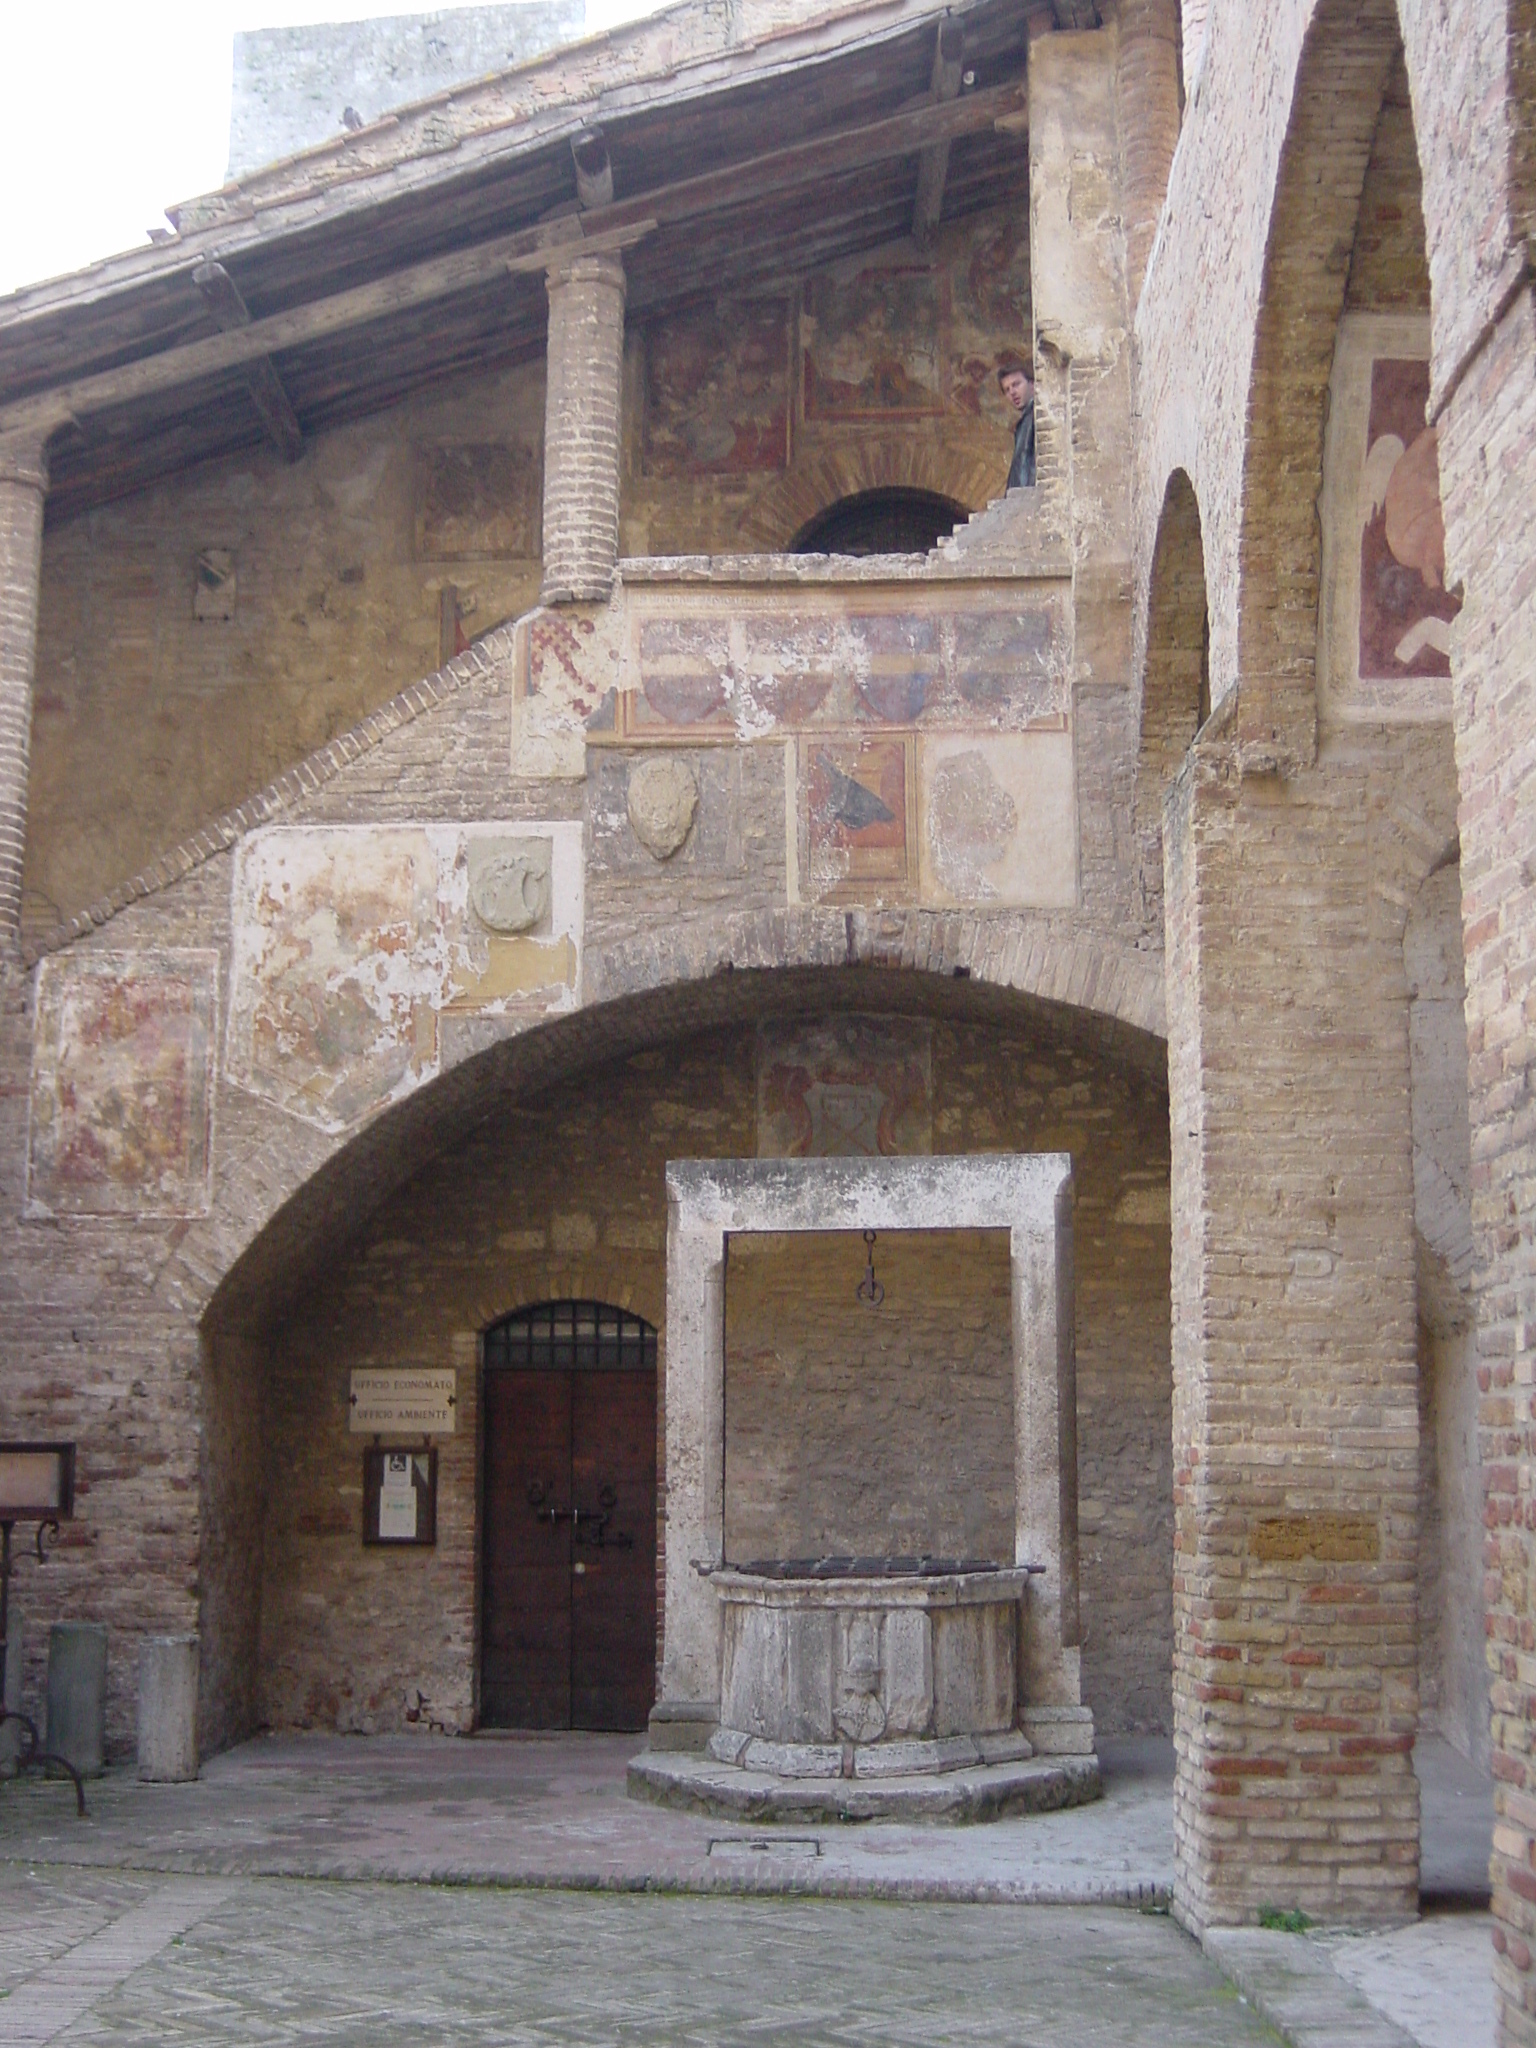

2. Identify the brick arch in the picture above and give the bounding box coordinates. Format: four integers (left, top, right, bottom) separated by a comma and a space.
195, 911, 1166, 1340
734, 441, 1000, 552
1134, 469, 1208, 929
1233, 0, 1405, 765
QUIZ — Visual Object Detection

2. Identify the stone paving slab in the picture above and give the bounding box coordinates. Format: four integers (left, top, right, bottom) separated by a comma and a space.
1206, 1929, 1420, 2048
0, 1732, 1173, 1904
1318, 1911, 1496, 2048
5, 1882, 1290, 2048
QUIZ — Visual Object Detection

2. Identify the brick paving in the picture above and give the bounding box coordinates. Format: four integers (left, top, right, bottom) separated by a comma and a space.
2, 1875, 1286, 2048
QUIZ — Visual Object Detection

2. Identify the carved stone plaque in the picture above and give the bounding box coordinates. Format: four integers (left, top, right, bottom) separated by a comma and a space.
468, 839, 552, 934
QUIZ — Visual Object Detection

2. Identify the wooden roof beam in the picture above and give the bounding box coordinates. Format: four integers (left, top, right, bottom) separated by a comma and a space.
571, 129, 614, 210
3, 75, 1026, 442
193, 261, 304, 462
913, 15, 965, 249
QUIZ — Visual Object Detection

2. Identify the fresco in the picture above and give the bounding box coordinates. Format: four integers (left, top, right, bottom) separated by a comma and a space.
1320, 314, 1461, 723
642, 300, 789, 477
605, 591, 1070, 742
798, 735, 914, 902
756, 1015, 933, 1157
802, 265, 948, 420
918, 732, 1077, 910
415, 444, 541, 559
950, 210, 1033, 427
28, 950, 217, 1218
1357, 359, 1460, 680
227, 824, 582, 1132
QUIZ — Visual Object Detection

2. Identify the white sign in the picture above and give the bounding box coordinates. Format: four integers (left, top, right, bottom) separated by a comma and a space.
378, 1452, 419, 1540
349, 1369, 457, 1434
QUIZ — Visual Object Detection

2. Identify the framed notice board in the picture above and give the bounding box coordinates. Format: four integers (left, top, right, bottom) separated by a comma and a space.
362, 1447, 438, 1547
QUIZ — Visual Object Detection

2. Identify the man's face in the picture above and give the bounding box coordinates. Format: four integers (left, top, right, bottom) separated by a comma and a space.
1001, 369, 1033, 412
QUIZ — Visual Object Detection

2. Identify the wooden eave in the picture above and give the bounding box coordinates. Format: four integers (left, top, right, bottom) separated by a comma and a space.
0, 0, 1038, 525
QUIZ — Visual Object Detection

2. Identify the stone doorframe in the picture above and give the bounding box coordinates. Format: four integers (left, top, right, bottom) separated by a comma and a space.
654, 1154, 1094, 1756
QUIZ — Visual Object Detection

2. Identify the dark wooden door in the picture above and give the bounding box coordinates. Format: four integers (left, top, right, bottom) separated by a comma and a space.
482, 1363, 657, 1731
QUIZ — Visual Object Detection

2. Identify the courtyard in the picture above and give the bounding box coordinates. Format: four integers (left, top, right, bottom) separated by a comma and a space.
0, 1734, 1495, 2045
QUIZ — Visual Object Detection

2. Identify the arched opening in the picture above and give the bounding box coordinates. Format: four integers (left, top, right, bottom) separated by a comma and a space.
1135, 468, 1208, 931
790, 487, 968, 557
200, 966, 1171, 1749
481, 1301, 658, 1731
1234, 0, 1404, 755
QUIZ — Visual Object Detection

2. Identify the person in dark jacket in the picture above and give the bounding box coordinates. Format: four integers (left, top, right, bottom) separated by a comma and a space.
999, 356, 1036, 490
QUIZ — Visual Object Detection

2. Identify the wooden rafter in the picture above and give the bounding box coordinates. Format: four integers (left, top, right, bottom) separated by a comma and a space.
912, 15, 966, 247
193, 262, 304, 462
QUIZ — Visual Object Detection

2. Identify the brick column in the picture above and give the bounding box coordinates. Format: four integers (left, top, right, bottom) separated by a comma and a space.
1165, 747, 1420, 1931
0, 430, 48, 949
1436, 285, 1536, 2047
1116, 0, 1181, 307
540, 250, 626, 604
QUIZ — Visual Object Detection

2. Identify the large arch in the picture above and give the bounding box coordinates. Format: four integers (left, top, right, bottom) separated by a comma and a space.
199, 953, 1174, 1753
191, 909, 1165, 1339
1232, 0, 1401, 763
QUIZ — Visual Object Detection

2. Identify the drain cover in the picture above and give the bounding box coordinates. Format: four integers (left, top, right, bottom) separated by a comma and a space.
707, 1836, 822, 1859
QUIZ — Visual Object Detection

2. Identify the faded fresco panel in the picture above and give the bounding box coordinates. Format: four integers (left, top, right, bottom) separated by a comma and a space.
28, 950, 217, 1218
1319, 314, 1460, 724
608, 593, 1071, 744
756, 1015, 933, 1157
642, 300, 789, 478
950, 210, 1033, 427
415, 445, 541, 560
918, 731, 1077, 909
802, 266, 948, 420
228, 825, 582, 1132
797, 734, 914, 903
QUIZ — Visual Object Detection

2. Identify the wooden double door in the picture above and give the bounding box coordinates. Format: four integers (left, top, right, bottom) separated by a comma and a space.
482, 1341, 657, 1731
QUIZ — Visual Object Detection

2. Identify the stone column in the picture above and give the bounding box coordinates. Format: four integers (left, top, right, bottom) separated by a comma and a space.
1164, 747, 1420, 1931
1116, 0, 1181, 307
539, 250, 626, 604
0, 429, 48, 948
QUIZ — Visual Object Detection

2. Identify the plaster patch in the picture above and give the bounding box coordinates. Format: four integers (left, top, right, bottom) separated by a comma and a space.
918, 731, 1077, 909
227, 823, 581, 1131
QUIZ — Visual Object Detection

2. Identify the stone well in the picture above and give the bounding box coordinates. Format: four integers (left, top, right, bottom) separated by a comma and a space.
707, 1562, 1040, 1779
632, 1154, 1098, 1818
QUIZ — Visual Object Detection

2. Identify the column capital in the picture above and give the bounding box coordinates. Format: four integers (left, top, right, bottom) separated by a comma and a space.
0, 426, 51, 496
544, 247, 628, 300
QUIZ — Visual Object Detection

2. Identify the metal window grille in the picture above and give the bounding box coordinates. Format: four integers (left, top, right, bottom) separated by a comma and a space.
483, 1300, 657, 1373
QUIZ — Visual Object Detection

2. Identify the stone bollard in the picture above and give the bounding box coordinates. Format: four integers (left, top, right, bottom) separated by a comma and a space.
45, 1622, 107, 1776
137, 1636, 199, 1782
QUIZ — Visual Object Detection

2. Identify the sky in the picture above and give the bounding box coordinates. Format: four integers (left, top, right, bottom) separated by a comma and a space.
0, 0, 665, 297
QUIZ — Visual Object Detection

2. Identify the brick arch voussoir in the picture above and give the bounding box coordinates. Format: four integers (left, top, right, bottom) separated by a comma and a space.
1234, 0, 1405, 763
735, 442, 1000, 552
189, 908, 1166, 1338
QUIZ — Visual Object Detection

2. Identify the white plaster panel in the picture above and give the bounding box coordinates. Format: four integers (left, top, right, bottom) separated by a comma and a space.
225, 822, 582, 1132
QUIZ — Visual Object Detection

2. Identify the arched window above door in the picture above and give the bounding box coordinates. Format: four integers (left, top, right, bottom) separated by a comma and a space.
483, 1299, 657, 1373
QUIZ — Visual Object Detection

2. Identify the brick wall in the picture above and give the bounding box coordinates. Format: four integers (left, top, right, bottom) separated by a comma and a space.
1436, 280, 1536, 2043
250, 1012, 1172, 1739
